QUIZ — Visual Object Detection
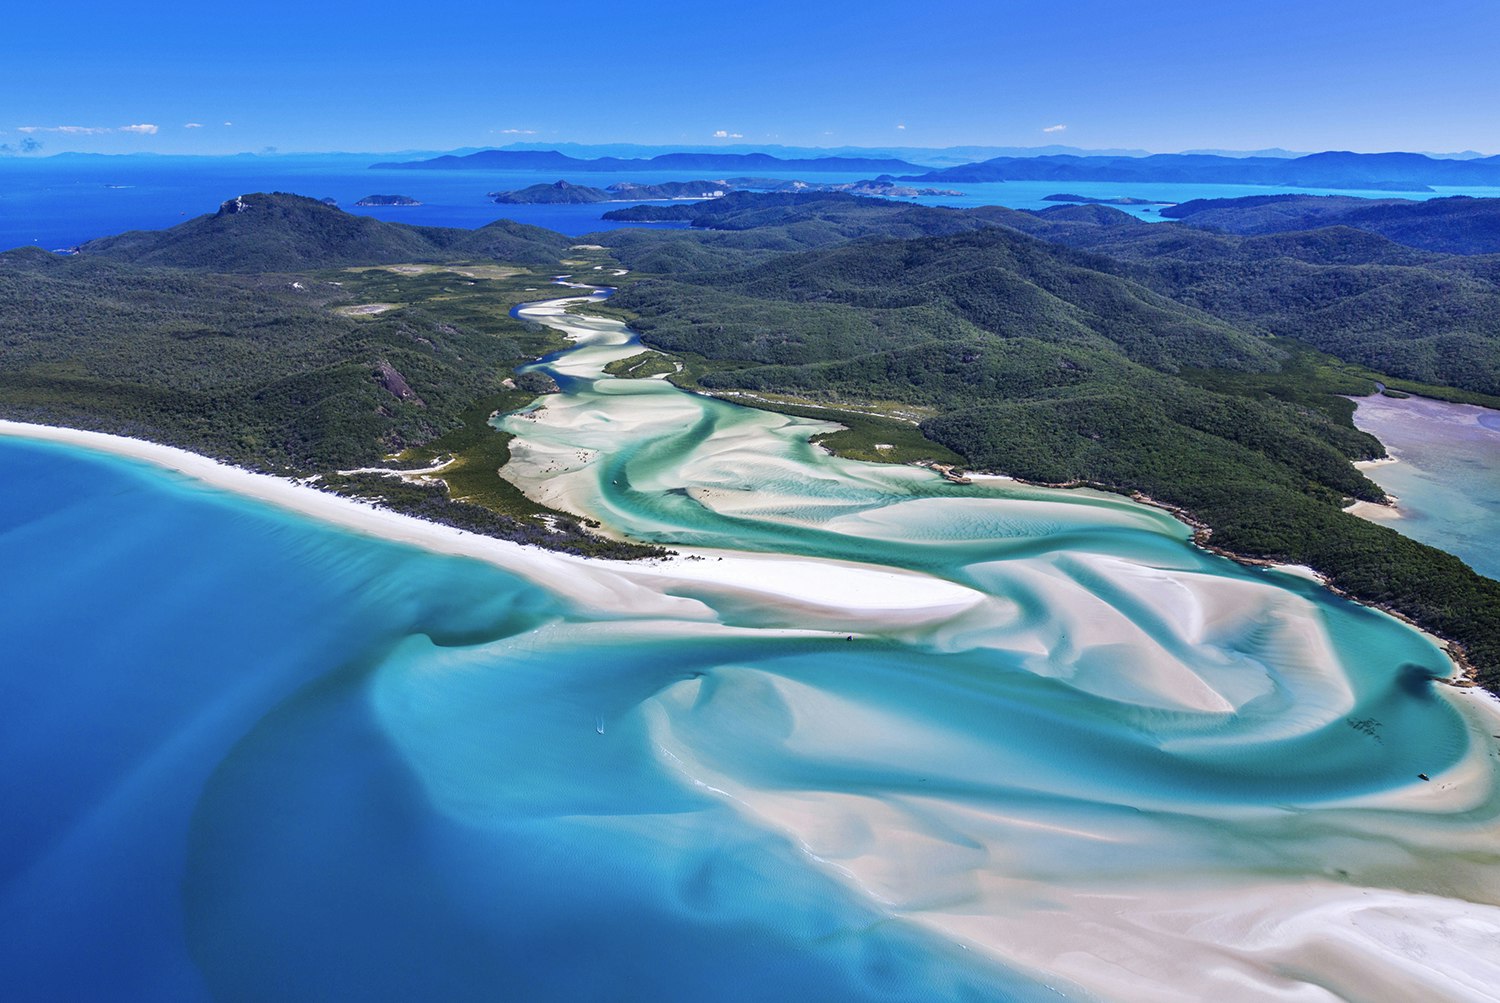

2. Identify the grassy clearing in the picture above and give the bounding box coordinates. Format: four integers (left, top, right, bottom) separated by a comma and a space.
387, 390, 550, 516
603, 352, 678, 379
334, 302, 401, 317
810, 414, 966, 465
690, 388, 964, 466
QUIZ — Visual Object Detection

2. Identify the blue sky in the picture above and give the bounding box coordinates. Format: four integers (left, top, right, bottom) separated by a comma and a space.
4, 0, 1498, 156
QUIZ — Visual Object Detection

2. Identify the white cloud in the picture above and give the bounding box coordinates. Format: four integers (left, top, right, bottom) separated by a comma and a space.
498, 128, 537, 135
20, 125, 108, 135
1043, 123, 1067, 133
20, 123, 160, 136
712, 129, 744, 139
184, 122, 204, 129
896, 124, 907, 130
223, 121, 233, 126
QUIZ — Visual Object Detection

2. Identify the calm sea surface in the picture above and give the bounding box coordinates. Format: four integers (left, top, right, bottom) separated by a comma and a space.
5, 153, 1500, 250
1350, 393, 1500, 579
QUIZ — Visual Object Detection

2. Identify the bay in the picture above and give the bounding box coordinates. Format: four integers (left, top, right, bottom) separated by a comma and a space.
4, 286, 1499, 1001
1349, 393, 1500, 579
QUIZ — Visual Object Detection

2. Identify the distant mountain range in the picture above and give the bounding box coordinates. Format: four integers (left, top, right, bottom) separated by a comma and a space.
374, 149, 923, 174
902, 151, 1500, 192
372, 147, 1500, 193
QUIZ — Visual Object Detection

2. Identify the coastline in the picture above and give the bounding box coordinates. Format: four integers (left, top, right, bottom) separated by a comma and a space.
0, 418, 985, 626
1, 415, 1484, 688
910, 463, 1484, 687
9, 416, 1500, 1003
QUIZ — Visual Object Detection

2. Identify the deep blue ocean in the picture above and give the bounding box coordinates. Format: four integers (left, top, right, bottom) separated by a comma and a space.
5, 152, 1500, 250
0, 437, 1038, 1001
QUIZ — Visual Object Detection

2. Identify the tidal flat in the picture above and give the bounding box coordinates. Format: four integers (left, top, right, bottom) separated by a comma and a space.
1349, 393, 1500, 580
2, 292, 1499, 1002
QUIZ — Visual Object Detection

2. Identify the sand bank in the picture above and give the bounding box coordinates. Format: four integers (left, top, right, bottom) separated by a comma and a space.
0, 420, 987, 631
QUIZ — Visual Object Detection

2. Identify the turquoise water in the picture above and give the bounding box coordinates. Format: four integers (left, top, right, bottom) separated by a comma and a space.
3, 294, 1500, 1000
906, 180, 1500, 221
1350, 394, 1500, 580
0, 437, 1028, 1001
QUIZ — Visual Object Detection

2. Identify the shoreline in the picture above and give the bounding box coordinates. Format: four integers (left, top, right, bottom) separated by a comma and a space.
1, 414, 1484, 688
9, 416, 1500, 1003
0, 418, 986, 626
914, 462, 1482, 687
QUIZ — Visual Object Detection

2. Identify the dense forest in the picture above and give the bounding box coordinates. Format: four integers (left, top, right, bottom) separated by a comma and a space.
0, 198, 660, 558
1160, 193, 1500, 254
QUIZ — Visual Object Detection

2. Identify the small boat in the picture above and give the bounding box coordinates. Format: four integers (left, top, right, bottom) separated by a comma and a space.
595, 716, 605, 735
1418, 773, 1430, 781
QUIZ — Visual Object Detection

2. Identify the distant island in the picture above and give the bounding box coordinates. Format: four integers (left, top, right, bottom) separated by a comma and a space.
372, 147, 1500, 193
354, 194, 422, 206
1042, 193, 1171, 206
901, 150, 1500, 192
374, 148, 923, 174
489, 180, 729, 204
489, 178, 960, 206
725, 178, 963, 197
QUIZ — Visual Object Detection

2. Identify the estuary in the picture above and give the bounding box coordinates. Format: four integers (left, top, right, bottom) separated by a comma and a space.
2, 288, 1498, 1002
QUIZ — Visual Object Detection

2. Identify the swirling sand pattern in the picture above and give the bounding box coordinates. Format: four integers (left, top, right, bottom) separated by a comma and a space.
1, 290, 1498, 1002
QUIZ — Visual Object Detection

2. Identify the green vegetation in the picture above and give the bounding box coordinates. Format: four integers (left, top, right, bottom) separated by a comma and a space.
0, 250, 566, 469
12, 187, 1500, 684
722, 393, 964, 465
81, 192, 570, 270
390, 390, 546, 515
603, 351, 679, 379
0, 200, 658, 559
491, 181, 613, 204
998, 205, 1500, 398
319, 471, 667, 560
1160, 193, 1500, 255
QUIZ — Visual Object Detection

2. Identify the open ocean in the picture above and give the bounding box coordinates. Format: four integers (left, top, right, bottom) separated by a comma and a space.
6, 152, 1500, 251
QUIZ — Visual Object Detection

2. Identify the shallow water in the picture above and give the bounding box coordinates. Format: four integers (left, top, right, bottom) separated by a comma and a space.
1349, 393, 1500, 580
2, 295, 1499, 1001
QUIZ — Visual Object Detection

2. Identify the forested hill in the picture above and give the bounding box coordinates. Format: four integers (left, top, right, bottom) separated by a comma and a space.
992, 204, 1500, 397
489, 180, 730, 204
79, 192, 571, 270
600, 190, 1500, 401
594, 191, 1002, 272
1159, 194, 1500, 255
687, 226, 1274, 372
